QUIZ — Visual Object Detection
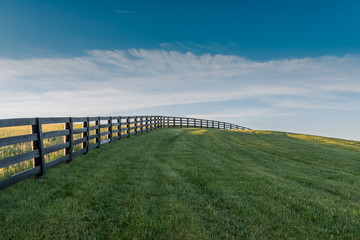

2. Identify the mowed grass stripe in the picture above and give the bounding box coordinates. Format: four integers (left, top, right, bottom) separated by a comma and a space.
1, 128, 360, 239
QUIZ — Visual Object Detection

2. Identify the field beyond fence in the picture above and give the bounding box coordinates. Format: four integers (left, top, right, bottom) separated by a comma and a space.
0, 116, 250, 190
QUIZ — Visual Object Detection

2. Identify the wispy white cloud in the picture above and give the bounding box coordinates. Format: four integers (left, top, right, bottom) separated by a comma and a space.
189, 108, 299, 122
116, 10, 133, 13
0, 49, 359, 120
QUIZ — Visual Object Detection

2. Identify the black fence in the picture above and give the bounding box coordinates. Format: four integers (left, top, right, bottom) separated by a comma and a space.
0, 116, 250, 191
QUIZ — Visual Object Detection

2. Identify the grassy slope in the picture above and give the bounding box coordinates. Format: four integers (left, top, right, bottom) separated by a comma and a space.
0, 128, 359, 239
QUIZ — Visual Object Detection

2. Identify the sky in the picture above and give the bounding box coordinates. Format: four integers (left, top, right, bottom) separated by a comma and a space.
0, 0, 360, 141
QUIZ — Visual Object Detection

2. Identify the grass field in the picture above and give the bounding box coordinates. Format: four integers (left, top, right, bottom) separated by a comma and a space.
1, 128, 360, 239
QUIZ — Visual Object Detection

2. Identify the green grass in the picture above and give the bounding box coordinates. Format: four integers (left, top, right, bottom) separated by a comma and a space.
1, 128, 360, 239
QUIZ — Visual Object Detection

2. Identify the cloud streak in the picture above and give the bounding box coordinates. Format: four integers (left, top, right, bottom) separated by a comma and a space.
0, 49, 359, 121
116, 10, 133, 13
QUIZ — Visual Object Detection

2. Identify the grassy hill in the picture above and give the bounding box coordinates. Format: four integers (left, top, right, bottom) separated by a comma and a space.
1, 128, 359, 239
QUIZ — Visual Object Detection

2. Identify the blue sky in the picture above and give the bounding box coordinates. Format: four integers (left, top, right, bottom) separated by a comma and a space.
0, 0, 360, 140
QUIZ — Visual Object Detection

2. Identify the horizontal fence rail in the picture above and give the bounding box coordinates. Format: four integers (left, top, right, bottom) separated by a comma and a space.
0, 116, 250, 191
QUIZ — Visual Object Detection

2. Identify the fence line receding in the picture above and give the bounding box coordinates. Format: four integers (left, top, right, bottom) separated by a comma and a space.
0, 116, 251, 191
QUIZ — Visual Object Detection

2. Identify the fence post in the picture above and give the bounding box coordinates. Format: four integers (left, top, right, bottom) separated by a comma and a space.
96, 117, 101, 148
95, 117, 100, 148
140, 116, 143, 133
146, 116, 148, 131
31, 118, 45, 177
149, 116, 152, 130
127, 117, 131, 137
83, 118, 89, 153
69, 118, 74, 161
118, 117, 121, 139
194, 118, 197, 128
147, 116, 149, 131
64, 118, 74, 163
109, 117, 113, 142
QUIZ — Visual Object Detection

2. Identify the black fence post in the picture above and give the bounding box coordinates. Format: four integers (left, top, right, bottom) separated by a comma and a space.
118, 117, 121, 139
109, 117, 113, 142
127, 117, 130, 137
96, 117, 101, 148
140, 116, 143, 133
145, 116, 148, 131
83, 118, 89, 153
31, 118, 45, 177
69, 117, 74, 161
64, 118, 74, 163
135, 116, 138, 135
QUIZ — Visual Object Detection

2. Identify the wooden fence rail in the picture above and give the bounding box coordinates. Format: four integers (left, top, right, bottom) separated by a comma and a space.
0, 116, 250, 191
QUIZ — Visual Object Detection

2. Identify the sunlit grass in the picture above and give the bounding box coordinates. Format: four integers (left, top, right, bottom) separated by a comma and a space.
188, 129, 207, 135
286, 133, 360, 150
